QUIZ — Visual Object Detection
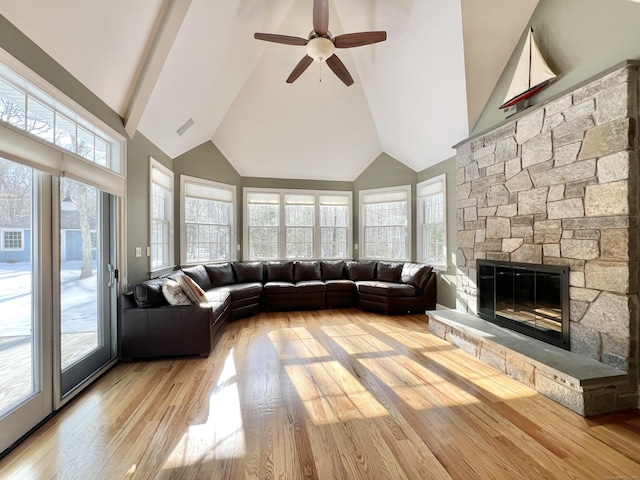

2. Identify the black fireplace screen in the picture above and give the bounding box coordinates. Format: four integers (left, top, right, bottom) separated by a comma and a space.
477, 260, 569, 349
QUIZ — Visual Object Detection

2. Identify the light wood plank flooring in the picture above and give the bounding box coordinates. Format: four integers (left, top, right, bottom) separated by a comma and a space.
1, 309, 639, 479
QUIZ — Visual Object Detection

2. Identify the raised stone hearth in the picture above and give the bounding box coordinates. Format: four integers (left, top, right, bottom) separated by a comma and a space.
429, 309, 630, 416
446, 61, 640, 415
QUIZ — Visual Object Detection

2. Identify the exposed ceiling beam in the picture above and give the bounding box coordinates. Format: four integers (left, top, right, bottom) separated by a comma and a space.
124, 0, 191, 138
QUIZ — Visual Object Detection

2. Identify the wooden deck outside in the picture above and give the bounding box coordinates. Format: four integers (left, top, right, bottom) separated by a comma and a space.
1, 309, 639, 479
0, 332, 97, 414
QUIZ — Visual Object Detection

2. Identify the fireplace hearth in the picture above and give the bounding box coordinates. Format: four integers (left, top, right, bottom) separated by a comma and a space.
477, 259, 569, 349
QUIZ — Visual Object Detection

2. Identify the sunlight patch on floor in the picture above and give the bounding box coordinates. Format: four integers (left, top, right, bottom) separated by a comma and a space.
162, 351, 246, 471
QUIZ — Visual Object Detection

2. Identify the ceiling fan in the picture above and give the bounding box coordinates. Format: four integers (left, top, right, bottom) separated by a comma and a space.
254, 0, 387, 86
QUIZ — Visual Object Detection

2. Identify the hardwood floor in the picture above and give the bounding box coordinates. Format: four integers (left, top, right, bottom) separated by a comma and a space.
1, 309, 639, 479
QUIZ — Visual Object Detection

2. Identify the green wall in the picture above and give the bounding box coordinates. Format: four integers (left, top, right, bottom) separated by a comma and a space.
353, 153, 418, 260
127, 133, 172, 287
473, 0, 640, 134
417, 157, 457, 309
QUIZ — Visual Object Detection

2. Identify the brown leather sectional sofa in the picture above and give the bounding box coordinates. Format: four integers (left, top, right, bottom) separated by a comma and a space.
120, 260, 436, 361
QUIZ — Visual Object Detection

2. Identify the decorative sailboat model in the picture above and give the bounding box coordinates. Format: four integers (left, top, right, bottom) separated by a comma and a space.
499, 28, 556, 110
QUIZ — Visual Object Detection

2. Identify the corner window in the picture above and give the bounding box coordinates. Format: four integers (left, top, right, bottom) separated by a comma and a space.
244, 188, 352, 260
150, 159, 174, 272
1, 229, 24, 250
418, 174, 447, 270
360, 185, 411, 261
181, 175, 235, 264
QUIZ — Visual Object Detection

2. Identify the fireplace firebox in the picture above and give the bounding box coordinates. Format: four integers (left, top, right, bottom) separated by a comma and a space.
477, 260, 569, 349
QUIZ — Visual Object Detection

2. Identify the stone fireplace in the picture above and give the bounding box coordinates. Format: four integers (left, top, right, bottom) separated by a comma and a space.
430, 61, 640, 416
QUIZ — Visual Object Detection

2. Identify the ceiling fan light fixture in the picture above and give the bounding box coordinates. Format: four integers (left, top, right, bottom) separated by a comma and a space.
306, 37, 334, 62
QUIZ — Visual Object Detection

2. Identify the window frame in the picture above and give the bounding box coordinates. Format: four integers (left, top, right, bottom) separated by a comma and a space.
359, 185, 412, 262
417, 174, 447, 271
180, 175, 236, 265
1, 228, 24, 251
149, 158, 174, 274
243, 187, 352, 261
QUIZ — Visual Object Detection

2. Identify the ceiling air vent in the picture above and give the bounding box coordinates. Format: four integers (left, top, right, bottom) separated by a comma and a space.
176, 118, 194, 136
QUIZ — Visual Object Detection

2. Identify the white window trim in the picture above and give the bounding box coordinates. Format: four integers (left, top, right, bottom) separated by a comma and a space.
417, 174, 447, 271
243, 187, 353, 261
180, 175, 236, 265
149, 158, 174, 275
1, 228, 24, 251
359, 184, 412, 262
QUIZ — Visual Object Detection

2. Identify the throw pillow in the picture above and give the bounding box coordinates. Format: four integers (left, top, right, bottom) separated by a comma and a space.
177, 274, 208, 304
162, 278, 192, 305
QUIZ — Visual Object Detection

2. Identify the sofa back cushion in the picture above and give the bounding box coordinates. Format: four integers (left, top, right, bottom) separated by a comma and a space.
376, 262, 403, 283
267, 261, 294, 283
294, 261, 322, 282
206, 263, 236, 287
233, 262, 265, 284
401, 263, 433, 289
347, 261, 377, 281
181, 265, 212, 291
321, 261, 345, 280
134, 278, 169, 308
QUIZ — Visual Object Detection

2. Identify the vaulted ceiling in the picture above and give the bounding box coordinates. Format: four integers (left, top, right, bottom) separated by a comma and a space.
0, 0, 544, 181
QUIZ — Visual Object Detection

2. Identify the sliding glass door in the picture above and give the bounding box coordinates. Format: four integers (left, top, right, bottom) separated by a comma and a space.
0, 158, 53, 454
58, 178, 116, 398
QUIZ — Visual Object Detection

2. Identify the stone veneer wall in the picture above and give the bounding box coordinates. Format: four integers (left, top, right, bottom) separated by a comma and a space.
454, 63, 639, 408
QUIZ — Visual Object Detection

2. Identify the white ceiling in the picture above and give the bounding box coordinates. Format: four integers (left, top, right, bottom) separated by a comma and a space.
1, 0, 546, 181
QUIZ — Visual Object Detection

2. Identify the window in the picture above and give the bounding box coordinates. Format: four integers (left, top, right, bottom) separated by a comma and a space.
0, 63, 122, 174
244, 188, 352, 260
418, 175, 447, 269
360, 185, 411, 261
247, 191, 279, 260
285, 194, 314, 258
181, 176, 235, 264
150, 159, 174, 272
320, 195, 349, 258
1, 229, 23, 250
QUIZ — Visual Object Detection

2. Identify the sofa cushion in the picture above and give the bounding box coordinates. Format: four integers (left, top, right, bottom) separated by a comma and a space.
357, 281, 416, 297
347, 261, 377, 281
263, 282, 296, 294
181, 265, 213, 291
209, 283, 263, 300
134, 278, 169, 308
376, 262, 403, 283
295, 261, 322, 282
177, 274, 207, 304
233, 262, 264, 284
325, 279, 356, 292
267, 261, 294, 282
401, 263, 433, 289
162, 278, 192, 305
295, 280, 325, 293
206, 263, 235, 287
321, 261, 345, 280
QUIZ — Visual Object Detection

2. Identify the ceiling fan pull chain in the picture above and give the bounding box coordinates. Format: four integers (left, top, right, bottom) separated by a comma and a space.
320, 62, 322, 83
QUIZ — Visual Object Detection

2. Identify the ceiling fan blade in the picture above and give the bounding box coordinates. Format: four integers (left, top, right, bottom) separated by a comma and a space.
326, 54, 354, 86
286, 55, 314, 83
334, 31, 387, 48
313, 0, 329, 36
254, 33, 308, 46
